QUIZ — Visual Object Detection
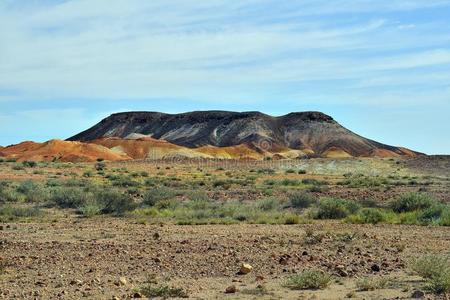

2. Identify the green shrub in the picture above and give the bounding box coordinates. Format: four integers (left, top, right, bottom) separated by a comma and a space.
283, 214, 302, 225
411, 255, 450, 280
280, 179, 301, 186
439, 207, 450, 226
17, 180, 50, 203
78, 201, 103, 217
356, 276, 390, 291
185, 190, 208, 202
138, 284, 188, 298
212, 180, 231, 189
301, 179, 326, 186
284, 269, 331, 290
428, 269, 450, 294
143, 188, 176, 207
12, 164, 25, 171
411, 255, 450, 294
418, 204, 445, 224
0, 182, 23, 203
257, 198, 279, 211
390, 193, 437, 213
51, 187, 91, 208
357, 208, 386, 224
0, 205, 43, 222
111, 176, 140, 187
95, 190, 136, 215
315, 198, 360, 219
22, 161, 37, 168
257, 168, 275, 174
289, 192, 315, 209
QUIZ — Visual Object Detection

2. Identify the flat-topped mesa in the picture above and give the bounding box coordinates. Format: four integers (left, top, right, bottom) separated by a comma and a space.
68, 110, 422, 158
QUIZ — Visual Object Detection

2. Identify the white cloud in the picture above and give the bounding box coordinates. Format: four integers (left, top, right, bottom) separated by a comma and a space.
0, 0, 449, 103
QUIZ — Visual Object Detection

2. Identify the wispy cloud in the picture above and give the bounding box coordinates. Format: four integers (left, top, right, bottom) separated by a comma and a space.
0, 0, 449, 152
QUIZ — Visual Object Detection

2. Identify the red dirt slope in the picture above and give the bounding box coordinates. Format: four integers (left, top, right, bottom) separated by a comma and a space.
0, 140, 131, 162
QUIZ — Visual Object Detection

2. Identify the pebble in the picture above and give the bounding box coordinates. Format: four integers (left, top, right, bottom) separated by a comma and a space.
225, 285, 237, 293
239, 263, 253, 274
411, 290, 425, 298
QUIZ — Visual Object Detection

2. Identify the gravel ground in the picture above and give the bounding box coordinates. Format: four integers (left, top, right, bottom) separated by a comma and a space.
1, 218, 449, 299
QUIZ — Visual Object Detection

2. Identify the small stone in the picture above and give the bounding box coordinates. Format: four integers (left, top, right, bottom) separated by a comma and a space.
239, 263, 253, 274
335, 265, 348, 277
279, 257, 289, 265
70, 280, 82, 286
411, 290, 425, 298
371, 264, 380, 272
119, 277, 127, 286
225, 285, 237, 293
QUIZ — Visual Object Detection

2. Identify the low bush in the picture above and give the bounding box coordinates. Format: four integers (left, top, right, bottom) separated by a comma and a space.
257, 198, 279, 211
411, 255, 449, 280
284, 269, 331, 290
143, 187, 176, 207
0, 182, 23, 203
111, 176, 140, 187
17, 180, 50, 203
315, 198, 360, 219
289, 192, 315, 209
0, 205, 43, 222
22, 161, 37, 168
390, 193, 437, 213
439, 208, 450, 226
411, 255, 450, 294
138, 284, 188, 298
95, 190, 136, 215
417, 204, 445, 224
356, 276, 391, 291
78, 201, 103, 217
51, 187, 91, 208
283, 213, 303, 225
346, 208, 387, 225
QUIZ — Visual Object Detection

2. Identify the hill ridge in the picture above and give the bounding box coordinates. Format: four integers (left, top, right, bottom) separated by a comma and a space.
68, 110, 422, 158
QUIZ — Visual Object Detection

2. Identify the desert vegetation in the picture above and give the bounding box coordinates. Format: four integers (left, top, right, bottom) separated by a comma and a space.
0, 156, 449, 299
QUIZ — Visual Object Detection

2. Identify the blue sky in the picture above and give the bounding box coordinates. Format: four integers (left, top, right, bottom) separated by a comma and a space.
0, 0, 449, 154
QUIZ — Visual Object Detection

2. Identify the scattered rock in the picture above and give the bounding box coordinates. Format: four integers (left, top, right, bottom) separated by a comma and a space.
132, 292, 143, 298
370, 264, 380, 272
411, 290, 425, 298
115, 277, 127, 286
335, 265, 348, 277
69, 280, 82, 286
225, 285, 237, 293
239, 263, 253, 274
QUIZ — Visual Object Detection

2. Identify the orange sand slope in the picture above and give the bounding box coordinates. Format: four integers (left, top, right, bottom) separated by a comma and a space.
0, 140, 131, 162
0, 137, 421, 163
